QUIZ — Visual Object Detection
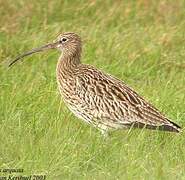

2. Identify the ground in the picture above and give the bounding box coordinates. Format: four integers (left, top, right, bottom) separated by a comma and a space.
0, 0, 185, 179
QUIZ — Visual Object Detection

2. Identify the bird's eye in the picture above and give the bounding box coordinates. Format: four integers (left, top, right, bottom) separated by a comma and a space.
59, 37, 67, 43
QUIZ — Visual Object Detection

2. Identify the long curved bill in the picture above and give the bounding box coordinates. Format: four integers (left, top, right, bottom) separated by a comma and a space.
8, 42, 59, 67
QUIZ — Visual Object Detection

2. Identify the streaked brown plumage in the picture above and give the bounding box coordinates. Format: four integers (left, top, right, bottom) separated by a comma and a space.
9, 32, 181, 135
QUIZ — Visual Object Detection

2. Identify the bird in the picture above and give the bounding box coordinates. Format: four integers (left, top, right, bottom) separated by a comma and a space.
9, 32, 181, 135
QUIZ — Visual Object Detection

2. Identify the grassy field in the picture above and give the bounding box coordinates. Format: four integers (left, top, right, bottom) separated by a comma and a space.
0, 0, 185, 179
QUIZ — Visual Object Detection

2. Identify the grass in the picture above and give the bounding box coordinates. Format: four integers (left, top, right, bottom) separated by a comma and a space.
0, 0, 185, 179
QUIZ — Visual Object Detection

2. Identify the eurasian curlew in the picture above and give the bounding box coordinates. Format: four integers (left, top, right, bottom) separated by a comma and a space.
9, 32, 181, 135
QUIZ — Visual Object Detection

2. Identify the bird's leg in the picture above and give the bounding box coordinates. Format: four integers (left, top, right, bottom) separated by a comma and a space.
100, 129, 109, 138
96, 123, 109, 137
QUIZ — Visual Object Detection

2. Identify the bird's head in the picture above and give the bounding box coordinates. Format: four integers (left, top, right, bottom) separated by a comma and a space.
56, 32, 82, 55
8, 32, 82, 67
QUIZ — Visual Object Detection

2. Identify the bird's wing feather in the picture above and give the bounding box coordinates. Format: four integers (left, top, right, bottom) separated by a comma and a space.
75, 65, 180, 131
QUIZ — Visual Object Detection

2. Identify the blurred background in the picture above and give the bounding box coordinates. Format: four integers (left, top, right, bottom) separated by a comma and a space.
0, 0, 185, 179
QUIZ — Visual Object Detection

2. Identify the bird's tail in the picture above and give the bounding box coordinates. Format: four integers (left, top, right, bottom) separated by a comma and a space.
163, 119, 181, 133
127, 120, 181, 133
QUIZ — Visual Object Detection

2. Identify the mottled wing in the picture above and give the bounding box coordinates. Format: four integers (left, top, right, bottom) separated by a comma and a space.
75, 65, 180, 132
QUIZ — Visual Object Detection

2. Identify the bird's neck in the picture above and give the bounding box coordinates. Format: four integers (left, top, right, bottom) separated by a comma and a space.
56, 52, 81, 79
